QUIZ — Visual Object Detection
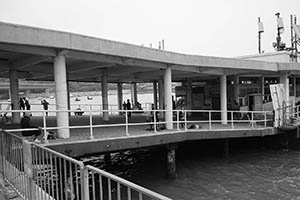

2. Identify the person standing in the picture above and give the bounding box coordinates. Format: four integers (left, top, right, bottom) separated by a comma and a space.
21, 112, 42, 142
24, 97, 31, 110
19, 98, 25, 110
126, 99, 131, 119
41, 99, 50, 116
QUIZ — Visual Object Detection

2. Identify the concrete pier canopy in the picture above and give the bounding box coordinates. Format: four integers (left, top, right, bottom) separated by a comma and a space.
1, 21, 298, 85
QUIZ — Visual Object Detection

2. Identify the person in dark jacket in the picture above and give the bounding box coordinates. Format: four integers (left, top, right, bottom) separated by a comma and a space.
21, 112, 41, 142
126, 99, 131, 119
24, 97, 31, 110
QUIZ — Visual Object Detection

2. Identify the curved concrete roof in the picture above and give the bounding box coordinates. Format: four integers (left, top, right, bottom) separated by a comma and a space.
0, 21, 298, 83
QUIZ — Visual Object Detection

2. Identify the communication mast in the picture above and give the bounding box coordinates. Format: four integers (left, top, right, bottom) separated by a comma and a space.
291, 15, 299, 62
273, 12, 286, 51
258, 17, 264, 54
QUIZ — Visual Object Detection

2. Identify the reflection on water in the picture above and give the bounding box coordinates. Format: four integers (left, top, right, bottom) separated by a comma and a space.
80, 139, 300, 200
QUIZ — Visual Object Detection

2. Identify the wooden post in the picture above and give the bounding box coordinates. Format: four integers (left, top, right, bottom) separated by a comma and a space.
166, 144, 178, 179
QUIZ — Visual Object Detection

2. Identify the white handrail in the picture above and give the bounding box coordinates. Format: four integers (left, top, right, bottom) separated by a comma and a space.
2, 108, 275, 142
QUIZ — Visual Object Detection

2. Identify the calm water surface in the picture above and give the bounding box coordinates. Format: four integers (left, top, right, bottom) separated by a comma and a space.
82, 140, 300, 200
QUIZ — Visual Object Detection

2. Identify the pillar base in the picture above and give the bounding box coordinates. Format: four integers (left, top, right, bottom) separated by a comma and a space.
166, 144, 178, 179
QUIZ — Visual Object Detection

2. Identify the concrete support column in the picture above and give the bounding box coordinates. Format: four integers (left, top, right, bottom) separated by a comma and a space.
220, 75, 227, 124
164, 67, 173, 129
117, 83, 123, 115
67, 80, 71, 116
158, 79, 164, 110
102, 69, 109, 121
233, 76, 239, 104
131, 83, 138, 106
166, 144, 178, 179
54, 54, 70, 138
280, 72, 289, 105
153, 81, 158, 110
9, 68, 20, 123
186, 80, 192, 116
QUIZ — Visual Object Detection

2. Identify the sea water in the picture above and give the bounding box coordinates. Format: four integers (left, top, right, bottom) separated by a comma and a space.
82, 140, 300, 200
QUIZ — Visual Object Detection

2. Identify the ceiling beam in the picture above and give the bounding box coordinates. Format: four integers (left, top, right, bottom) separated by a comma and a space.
11, 55, 51, 69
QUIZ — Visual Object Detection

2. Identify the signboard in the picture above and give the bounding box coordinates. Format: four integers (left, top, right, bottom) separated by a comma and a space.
269, 84, 284, 127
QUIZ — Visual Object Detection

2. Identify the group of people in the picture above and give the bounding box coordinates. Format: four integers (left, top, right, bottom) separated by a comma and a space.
123, 99, 132, 118
19, 97, 31, 111
20, 98, 50, 142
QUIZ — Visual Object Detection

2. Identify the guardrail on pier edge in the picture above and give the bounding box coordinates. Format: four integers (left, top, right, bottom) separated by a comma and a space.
0, 130, 172, 200
1, 107, 275, 143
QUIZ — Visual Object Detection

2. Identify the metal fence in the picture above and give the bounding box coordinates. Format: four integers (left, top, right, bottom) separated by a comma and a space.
1, 107, 275, 143
0, 130, 172, 200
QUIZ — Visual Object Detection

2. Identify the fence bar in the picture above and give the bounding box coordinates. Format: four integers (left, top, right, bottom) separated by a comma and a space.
125, 110, 129, 136
89, 110, 94, 139
176, 110, 180, 131
42, 110, 48, 143
209, 111, 212, 130
154, 110, 157, 133
231, 111, 234, 129
184, 111, 187, 131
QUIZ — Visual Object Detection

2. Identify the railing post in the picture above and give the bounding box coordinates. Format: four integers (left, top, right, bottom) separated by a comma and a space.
81, 166, 90, 200
89, 110, 94, 139
184, 110, 187, 131
209, 111, 212, 130
125, 110, 129, 136
176, 110, 180, 131
23, 140, 36, 200
264, 112, 267, 127
154, 110, 157, 133
231, 111, 234, 129
42, 110, 48, 143
251, 112, 254, 128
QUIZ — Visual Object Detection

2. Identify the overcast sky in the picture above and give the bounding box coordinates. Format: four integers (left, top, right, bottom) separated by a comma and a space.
0, 0, 299, 57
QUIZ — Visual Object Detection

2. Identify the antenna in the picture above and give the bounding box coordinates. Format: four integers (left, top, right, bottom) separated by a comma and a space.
273, 12, 286, 51
258, 17, 264, 54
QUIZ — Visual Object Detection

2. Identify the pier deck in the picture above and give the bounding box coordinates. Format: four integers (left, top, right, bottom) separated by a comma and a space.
3, 114, 275, 157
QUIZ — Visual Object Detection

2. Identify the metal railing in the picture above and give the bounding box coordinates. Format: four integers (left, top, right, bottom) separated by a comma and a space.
0, 130, 172, 200
85, 165, 171, 200
1, 107, 275, 143
0, 130, 28, 199
0, 102, 154, 116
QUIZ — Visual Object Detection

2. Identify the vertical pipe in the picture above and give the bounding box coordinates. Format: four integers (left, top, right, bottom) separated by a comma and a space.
125, 110, 129, 136
295, 16, 298, 63
89, 110, 94, 139
209, 111, 212, 130
42, 110, 48, 143
153, 81, 158, 110
81, 167, 89, 200
54, 54, 70, 138
291, 15, 295, 62
258, 17, 261, 54
117, 83, 123, 115
261, 76, 265, 102
158, 79, 164, 116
